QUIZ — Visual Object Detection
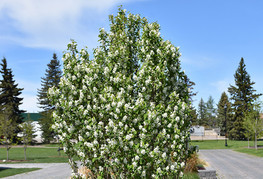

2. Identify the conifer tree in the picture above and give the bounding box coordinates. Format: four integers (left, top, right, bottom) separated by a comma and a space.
198, 98, 207, 126
217, 92, 231, 136
0, 58, 24, 142
228, 58, 261, 140
206, 96, 216, 128
37, 53, 62, 143
189, 107, 198, 125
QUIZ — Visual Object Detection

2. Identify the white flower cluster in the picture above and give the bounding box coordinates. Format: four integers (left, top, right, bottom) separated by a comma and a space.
48, 8, 191, 179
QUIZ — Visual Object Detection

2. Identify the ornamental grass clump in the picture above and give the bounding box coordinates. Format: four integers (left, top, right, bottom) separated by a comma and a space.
49, 7, 192, 179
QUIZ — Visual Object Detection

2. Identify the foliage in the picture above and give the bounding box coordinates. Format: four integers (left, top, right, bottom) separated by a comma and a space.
38, 110, 54, 143
20, 113, 37, 160
49, 8, 192, 178
197, 98, 207, 126
216, 92, 231, 135
228, 58, 262, 140
38, 53, 62, 143
244, 102, 263, 150
0, 58, 24, 142
0, 107, 16, 160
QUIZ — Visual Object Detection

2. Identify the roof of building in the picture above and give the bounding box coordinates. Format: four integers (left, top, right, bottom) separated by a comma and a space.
22, 113, 42, 122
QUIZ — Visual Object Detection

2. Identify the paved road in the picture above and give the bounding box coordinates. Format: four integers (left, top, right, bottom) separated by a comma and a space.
199, 149, 263, 179
0, 163, 72, 179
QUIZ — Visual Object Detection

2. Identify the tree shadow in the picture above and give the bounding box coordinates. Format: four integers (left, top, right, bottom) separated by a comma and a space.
0, 167, 12, 171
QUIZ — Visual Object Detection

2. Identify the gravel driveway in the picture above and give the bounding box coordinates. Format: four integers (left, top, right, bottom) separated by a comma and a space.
199, 149, 263, 179
0, 163, 71, 179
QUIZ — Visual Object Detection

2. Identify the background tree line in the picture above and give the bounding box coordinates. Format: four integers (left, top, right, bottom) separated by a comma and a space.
1, 54, 262, 151
191, 58, 263, 142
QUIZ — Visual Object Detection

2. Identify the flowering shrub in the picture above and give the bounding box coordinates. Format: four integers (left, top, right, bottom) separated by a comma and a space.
49, 7, 191, 179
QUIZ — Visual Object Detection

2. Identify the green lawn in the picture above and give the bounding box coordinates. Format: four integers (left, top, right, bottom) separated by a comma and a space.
0, 168, 41, 178
183, 173, 200, 179
0, 147, 69, 163
191, 139, 263, 157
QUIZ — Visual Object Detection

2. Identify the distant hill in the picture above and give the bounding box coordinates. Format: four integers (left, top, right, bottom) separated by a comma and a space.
21, 113, 42, 122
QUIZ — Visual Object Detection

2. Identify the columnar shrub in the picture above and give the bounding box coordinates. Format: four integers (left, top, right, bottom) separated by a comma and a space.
49, 7, 191, 179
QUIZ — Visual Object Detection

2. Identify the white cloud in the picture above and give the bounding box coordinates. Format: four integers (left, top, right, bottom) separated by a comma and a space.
211, 80, 230, 94
16, 79, 40, 93
0, 0, 143, 50
20, 94, 40, 113
181, 56, 218, 69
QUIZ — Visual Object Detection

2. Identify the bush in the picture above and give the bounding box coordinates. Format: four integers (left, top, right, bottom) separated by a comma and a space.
49, 7, 191, 178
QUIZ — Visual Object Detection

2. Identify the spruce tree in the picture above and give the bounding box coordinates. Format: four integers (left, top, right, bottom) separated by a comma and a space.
0, 58, 24, 142
37, 53, 62, 143
206, 96, 216, 128
228, 58, 261, 140
217, 92, 231, 136
198, 98, 207, 126
189, 107, 198, 125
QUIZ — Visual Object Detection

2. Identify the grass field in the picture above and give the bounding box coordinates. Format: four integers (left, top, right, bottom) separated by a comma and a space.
191, 139, 263, 157
0, 168, 41, 178
0, 147, 69, 163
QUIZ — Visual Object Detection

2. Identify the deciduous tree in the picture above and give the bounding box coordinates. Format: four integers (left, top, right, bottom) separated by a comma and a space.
49, 8, 192, 178
244, 102, 263, 150
0, 106, 16, 161
20, 113, 36, 160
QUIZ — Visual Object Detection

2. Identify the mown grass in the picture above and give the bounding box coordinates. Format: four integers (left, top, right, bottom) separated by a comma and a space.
0, 168, 41, 178
191, 139, 263, 157
235, 147, 263, 157
183, 172, 200, 179
0, 147, 69, 163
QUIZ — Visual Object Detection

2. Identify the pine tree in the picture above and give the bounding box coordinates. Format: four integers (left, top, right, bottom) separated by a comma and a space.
189, 107, 198, 125
0, 58, 25, 143
37, 53, 62, 143
228, 58, 261, 140
217, 92, 231, 136
206, 96, 216, 128
198, 98, 207, 126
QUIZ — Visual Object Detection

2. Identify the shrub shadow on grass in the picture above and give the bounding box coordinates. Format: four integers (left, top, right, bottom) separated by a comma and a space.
0, 167, 11, 171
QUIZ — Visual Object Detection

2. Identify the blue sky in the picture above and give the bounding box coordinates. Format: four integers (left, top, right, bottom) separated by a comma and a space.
0, 0, 263, 112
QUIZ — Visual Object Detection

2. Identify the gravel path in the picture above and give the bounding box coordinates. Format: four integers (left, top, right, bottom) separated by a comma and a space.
0, 163, 72, 179
199, 149, 263, 179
